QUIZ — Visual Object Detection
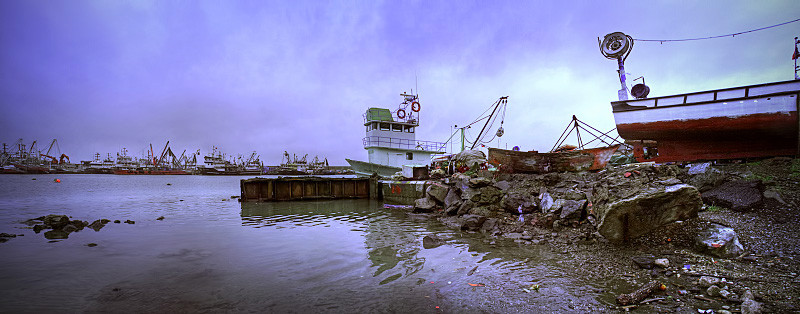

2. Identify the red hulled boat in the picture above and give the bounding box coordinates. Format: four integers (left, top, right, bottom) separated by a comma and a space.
612, 80, 799, 162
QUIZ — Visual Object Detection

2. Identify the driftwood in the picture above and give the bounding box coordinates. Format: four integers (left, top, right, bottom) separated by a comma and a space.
617, 280, 661, 305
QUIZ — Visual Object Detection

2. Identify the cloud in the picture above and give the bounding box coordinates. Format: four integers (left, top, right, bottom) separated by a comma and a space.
1, 0, 798, 165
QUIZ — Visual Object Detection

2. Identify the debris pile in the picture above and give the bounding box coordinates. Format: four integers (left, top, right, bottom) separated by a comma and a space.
406, 157, 799, 313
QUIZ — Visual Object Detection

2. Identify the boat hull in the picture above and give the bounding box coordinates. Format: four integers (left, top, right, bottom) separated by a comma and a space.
488, 145, 620, 174
345, 159, 401, 177
612, 80, 799, 162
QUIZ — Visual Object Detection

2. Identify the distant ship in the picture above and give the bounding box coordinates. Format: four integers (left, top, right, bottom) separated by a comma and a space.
266, 152, 340, 175
346, 92, 444, 177
197, 146, 239, 175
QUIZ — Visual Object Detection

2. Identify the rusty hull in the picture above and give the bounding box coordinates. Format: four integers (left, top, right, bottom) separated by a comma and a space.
488, 144, 620, 174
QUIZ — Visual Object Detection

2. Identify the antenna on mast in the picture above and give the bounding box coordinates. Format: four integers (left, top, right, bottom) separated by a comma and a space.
794, 36, 799, 80
599, 32, 637, 100
415, 71, 419, 97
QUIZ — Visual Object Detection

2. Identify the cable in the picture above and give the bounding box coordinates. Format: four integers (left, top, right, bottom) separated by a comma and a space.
634, 18, 800, 43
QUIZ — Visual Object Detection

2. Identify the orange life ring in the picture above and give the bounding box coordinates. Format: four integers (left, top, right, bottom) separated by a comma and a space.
411, 101, 421, 112
396, 109, 406, 119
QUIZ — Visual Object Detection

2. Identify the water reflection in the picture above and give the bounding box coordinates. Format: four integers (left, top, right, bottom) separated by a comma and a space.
240, 199, 429, 285
239, 200, 610, 312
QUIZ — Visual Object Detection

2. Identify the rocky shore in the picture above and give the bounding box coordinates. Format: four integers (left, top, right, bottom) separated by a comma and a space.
411, 157, 800, 313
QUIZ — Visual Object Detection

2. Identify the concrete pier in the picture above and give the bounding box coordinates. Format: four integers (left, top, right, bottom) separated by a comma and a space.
240, 177, 373, 202
379, 180, 431, 205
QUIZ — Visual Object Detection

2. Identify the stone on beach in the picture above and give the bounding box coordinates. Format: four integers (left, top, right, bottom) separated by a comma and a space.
695, 223, 744, 258
701, 180, 764, 212
594, 183, 701, 242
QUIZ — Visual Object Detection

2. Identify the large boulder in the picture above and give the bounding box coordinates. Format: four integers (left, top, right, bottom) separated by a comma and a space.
476, 186, 503, 205
426, 183, 449, 204
702, 180, 764, 211
480, 218, 500, 234
501, 192, 537, 214
494, 180, 511, 191
42, 214, 70, 229
456, 200, 475, 216
443, 189, 462, 215
695, 223, 744, 258
560, 199, 586, 221
414, 197, 436, 212
422, 235, 446, 249
468, 177, 493, 188
594, 184, 701, 242
461, 215, 486, 231
686, 162, 727, 192
88, 219, 107, 232
459, 185, 481, 202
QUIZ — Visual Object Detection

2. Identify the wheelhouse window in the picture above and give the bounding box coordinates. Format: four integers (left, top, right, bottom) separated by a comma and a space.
406, 152, 413, 160
404, 126, 414, 133
380, 123, 390, 130
392, 124, 402, 132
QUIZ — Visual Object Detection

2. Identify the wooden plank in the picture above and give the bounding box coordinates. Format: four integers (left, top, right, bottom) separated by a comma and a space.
275, 181, 291, 200
261, 180, 273, 201
332, 181, 343, 198
304, 182, 316, 198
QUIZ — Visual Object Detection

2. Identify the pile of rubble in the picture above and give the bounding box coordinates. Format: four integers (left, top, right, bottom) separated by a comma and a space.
409, 157, 800, 313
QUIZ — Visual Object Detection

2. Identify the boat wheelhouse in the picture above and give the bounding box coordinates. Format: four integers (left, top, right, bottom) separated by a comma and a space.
346, 93, 445, 177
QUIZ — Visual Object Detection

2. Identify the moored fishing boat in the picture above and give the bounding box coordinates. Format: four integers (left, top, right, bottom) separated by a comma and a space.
346, 92, 445, 177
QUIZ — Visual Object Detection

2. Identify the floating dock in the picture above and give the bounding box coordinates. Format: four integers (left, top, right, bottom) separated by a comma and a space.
240, 177, 375, 202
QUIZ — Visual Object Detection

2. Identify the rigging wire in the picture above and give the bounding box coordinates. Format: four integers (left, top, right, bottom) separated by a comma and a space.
474, 100, 507, 146
633, 18, 800, 43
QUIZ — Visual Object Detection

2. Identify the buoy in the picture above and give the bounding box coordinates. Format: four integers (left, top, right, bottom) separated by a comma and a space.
411, 101, 421, 112
54, 178, 61, 183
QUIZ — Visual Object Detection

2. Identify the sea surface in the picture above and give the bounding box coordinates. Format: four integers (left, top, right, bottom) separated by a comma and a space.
0, 174, 615, 313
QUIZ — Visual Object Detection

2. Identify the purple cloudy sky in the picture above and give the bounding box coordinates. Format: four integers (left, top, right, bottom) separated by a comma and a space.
1, 1, 798, 165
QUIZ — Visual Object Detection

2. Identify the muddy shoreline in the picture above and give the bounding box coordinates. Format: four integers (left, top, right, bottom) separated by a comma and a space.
409, 157, 800, 313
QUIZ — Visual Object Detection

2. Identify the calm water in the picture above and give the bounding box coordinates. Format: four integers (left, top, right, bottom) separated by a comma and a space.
0, 174, 613, 313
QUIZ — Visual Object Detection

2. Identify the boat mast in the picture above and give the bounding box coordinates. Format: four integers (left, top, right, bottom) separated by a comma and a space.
470, 97, 507, 150
599, 32, 634, 101
795, 36, 799, 80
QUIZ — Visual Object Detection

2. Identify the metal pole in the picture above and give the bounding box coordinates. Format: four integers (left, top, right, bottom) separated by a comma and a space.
470, 98, 505, 150
573, 115, 583, 149
795, 37, 799, 80
617, 57, 628, 101
460, 127, 465, 152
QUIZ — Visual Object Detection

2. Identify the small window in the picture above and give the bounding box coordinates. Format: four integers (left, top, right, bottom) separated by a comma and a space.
380, 123, 390, 130
392, 124, 402, 132
366, 124, 371, 132
406, 152, 413, 160
406, 127, 414, 133
373, 122, 378, 130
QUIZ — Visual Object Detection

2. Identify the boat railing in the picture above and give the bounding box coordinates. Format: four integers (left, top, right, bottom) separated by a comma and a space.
613, 79, 800, 108
362, 136, 444, 152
